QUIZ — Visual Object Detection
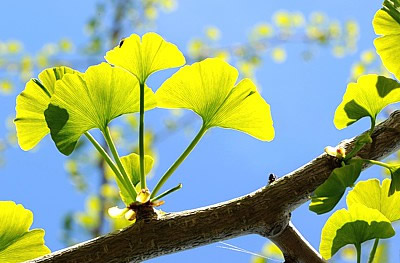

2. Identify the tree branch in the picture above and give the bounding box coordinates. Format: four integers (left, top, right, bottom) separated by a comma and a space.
266, 222, 324, 263
29, 110, 400, 263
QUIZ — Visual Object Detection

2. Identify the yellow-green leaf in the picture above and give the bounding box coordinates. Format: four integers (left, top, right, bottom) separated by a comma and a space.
44, 63, 156, 155
117, 153, 154, 205
309, 160, 362, 215
319, 203, 394, 260
14, 66, 79, 151
105, 32, 185, 84
334, 74, 400, 130
373, 4, 400, 80
0, 201, 50, 262
156, 58, 274, 141
347, 178, 400, 221
386, 163, 400, 195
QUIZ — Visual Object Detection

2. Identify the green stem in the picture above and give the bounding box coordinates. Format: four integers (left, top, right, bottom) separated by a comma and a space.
103, 127, 137, 198
359, 158, 392, 169
368, 238, 379, 263
84, 132, 133, 199
150, 125, 208, 199
151, 183, 183, 202
139, 82, 146, 190
369, 117, 376, 135
344, 118, 375, 162
356, 243, 362, 263
344, 143, 366, 161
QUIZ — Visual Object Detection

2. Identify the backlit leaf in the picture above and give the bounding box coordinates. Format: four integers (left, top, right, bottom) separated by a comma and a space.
156, 58, 274, 141
118, 153, 154, 205
0, 201, 50, 262
374, 1, 400, 80
105, 32, 185, 84
310, 160, 362, 214
320, 203, 394, 260
14, 67, 79, 151
44, 63, 156, 155
334, 74, 400, 130
387, 164, 400, 195
347, 178, 400, 221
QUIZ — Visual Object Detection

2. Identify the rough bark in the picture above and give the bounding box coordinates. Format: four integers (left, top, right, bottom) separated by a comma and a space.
28, 110, 400, 263
266, 222, 324, 263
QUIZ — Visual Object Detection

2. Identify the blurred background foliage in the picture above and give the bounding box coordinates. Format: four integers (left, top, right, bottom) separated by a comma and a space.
0, 0, 392, 261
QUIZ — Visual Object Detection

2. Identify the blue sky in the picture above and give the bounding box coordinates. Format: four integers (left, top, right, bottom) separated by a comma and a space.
0, 0, 398, 262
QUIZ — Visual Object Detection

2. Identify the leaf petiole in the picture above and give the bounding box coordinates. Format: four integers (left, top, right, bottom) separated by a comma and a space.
102, 127, 137, 199
369, 117, 376, 135
368, 238, 379, 263
356, 243, 362, 263
150, 125, 207, 199
139, 82, 146, 190
84, 131, 135, 200
151, 183, 183, 202
344, 143, 366, 161
359, 158, 392, 169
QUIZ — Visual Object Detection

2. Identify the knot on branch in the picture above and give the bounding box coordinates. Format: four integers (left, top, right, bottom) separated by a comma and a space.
132, 205, 159, 222
255, 213, 290, 238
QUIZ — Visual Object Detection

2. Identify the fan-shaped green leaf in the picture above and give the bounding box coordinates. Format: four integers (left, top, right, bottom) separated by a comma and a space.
373, 1, 400, 80
14, 67, 79, 151
347, 178, 400, 222
320, 203, 394, 260
105, 32, 185, 84
0, 201, 50, 262
156, 58, 274, 141
44, 63, 156, 155
310, 160, 362, 214
386, 164, 400, 195
117, 153, 154, 205
334, 74, 400, 130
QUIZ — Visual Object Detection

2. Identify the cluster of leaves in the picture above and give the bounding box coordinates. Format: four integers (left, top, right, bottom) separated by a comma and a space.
309, 1, 400, 261
0, 2, 372, 261
1, 0, 182, 244
3, 29, 276, 261
59, 10, 363, 244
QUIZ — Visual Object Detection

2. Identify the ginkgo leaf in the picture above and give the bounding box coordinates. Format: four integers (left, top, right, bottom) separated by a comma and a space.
105, 32, 186, 84
347, 179, 400, 222
319, 203, 394, 260
309, 160, 362, 215
386, 164, 400, 195
0, 201, 50, 262
156, 58, 274, 141
117, 153, 154, 205
14, 66, 79, 151
108, 206, 129, 218
373, 2, 400, 80
44, 63, 157, 156
334, 74, 400, 130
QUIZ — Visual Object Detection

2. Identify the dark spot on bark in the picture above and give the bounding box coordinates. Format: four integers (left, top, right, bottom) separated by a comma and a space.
268, 173, 277, 184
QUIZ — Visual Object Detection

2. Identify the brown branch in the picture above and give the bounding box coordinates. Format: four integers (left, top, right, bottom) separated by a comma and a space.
28, 110, 400, 263
265, 222, 324, 263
